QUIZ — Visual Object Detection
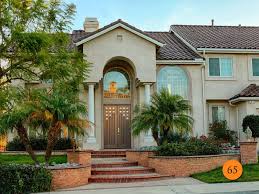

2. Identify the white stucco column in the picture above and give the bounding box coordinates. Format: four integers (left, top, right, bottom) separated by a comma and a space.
87, 84, 96, 143
143, 83, 153, 142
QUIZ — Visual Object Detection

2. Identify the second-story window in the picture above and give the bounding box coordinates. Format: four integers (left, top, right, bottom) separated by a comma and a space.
252, 58, 259, 76
209, 58, 233, 77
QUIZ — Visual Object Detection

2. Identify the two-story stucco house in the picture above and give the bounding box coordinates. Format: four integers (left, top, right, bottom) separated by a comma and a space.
2, 18, 259, 151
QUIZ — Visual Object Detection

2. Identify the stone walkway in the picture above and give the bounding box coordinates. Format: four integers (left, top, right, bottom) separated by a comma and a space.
40, 178, 259, 194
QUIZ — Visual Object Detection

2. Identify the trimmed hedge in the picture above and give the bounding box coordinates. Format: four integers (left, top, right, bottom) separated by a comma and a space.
0, 164, 51, 194
6, 137, 73, 151
157, 139, 222, 156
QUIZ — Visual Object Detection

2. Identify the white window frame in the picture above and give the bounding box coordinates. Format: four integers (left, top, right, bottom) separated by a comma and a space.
249, 57, 259, 80
208, 103, 229, 125
211, 105, 226, 123
208, 57, 233, 78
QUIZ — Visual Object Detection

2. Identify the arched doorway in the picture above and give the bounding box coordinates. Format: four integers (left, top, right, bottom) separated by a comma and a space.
102, 60, 134, 149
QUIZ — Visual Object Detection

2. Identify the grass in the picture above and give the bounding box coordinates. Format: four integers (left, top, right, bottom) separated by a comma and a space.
0, 154, 67, 165
192, 158, 259, 183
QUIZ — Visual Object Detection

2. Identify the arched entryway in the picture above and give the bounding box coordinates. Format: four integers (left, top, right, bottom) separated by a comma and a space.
102, 59, 135, 149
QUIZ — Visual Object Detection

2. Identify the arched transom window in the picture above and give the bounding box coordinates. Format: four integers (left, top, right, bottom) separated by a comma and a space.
103, 69, 130, 99
157, 66, 188, 98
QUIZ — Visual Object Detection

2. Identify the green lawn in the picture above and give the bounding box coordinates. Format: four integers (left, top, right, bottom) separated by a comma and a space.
192, 158, 259, 183
0, 154, 67, 165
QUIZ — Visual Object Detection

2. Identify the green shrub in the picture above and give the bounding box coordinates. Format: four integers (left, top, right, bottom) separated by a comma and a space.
6, 137, 74, 151
0, 164, 51, 194
138, 146, 158, 151
242, 115, 259, 139
209, 120, 237, 145
159, 131, 189, 145
157, 139, 222, 156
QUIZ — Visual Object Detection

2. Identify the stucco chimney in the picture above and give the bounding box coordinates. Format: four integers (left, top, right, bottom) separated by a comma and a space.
84, 17, 99, 32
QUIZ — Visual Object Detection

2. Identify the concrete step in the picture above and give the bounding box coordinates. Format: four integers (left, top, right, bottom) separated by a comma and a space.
92, 150, 127, 155
92, 166, 155, 175
89, 173, 173, 183
91, 161, 138, 168
92, 153, 126, 158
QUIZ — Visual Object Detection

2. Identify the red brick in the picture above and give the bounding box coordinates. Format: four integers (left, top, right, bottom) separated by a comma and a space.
51, 165, 91, 190
240, 142, 258, 164
126, 151, 155, 167
67, 150, 91, 165
148, 154, 240, 177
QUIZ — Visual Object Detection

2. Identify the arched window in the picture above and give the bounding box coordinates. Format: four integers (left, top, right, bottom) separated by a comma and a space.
157, 66, 188, 98
103, 69, 130, 99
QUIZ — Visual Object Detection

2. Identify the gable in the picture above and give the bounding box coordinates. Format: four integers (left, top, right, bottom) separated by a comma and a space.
75, 20, 164, 47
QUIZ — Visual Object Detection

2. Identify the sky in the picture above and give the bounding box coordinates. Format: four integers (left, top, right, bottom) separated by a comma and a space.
66, 0, 259, 32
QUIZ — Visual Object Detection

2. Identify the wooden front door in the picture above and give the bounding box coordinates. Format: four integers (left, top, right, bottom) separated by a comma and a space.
104, 105, 131, 149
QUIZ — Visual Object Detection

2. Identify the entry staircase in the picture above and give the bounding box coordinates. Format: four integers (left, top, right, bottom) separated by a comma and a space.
89, 150, 172, 183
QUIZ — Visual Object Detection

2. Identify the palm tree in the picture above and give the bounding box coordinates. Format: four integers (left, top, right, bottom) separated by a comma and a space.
0, 87, 39, 164
132, 88, 193, 145
29, 88, 90, 165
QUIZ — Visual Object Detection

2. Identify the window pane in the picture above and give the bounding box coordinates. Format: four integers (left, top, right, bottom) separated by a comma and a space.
209, 58, 220, 76
212, 107, 218, 123
218, 106, 225, 121
212, 106, 225, 123
103, 69, 130, 99
157, 66, 188, 98
252, 59, 259, 76
220, 58, 233, 76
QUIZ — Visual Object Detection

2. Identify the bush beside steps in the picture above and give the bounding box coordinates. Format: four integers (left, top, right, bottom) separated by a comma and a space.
0, 164, 52, 194
157, 139, 222, 156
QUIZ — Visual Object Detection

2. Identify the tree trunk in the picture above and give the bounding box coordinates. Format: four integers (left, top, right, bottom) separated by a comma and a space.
151, 128, 160, 146
160, 127, 170, 145
16, 123, 39, 165
45, 121, 62, 165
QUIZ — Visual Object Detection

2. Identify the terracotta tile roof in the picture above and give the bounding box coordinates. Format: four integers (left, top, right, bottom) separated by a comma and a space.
230, 84, 259, 100
171, 25, 259, 49
145, 32, 202, 60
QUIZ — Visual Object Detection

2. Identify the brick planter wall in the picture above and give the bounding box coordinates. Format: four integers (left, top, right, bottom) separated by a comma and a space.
67, 150, 91, 165
240, 142, 258, 164
126, 150, 155, 167
50, 165, 91, 190
148, 154, 240, 177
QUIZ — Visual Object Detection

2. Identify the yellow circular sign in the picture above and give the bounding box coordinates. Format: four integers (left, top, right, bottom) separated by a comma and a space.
222, 160, 243, 180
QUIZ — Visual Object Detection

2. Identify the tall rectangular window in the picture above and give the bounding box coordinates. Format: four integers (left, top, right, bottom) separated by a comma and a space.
252, 58, 259, 76
209, 58, 233, 77
212, 106, 225, 123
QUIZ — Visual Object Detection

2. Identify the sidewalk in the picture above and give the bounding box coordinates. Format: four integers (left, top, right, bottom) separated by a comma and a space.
40, 178, 259, 194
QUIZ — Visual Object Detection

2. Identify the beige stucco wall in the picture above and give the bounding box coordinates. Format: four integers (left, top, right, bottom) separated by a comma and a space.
204, 53, 259, 100
203, 53, 259, 141
82, 27, 159, 149
83, 27, 157, 83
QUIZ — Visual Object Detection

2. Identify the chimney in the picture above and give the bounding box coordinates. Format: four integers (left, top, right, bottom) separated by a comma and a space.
211, 19, 214, 26
84, 17, 99, 32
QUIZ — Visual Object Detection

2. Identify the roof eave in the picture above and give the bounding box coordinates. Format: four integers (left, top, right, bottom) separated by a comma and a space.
229, 97, 259, 104
197, 48, 259, 54
75, 23, 165, 47
156, 59, 204, 65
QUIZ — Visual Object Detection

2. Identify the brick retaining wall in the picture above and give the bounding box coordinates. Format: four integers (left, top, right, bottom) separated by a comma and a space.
67, 150, 91, 165
126, 151, 240, 177
148, 154, 240, 177
126, 151, 155, 167
51, 165, 91, 190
